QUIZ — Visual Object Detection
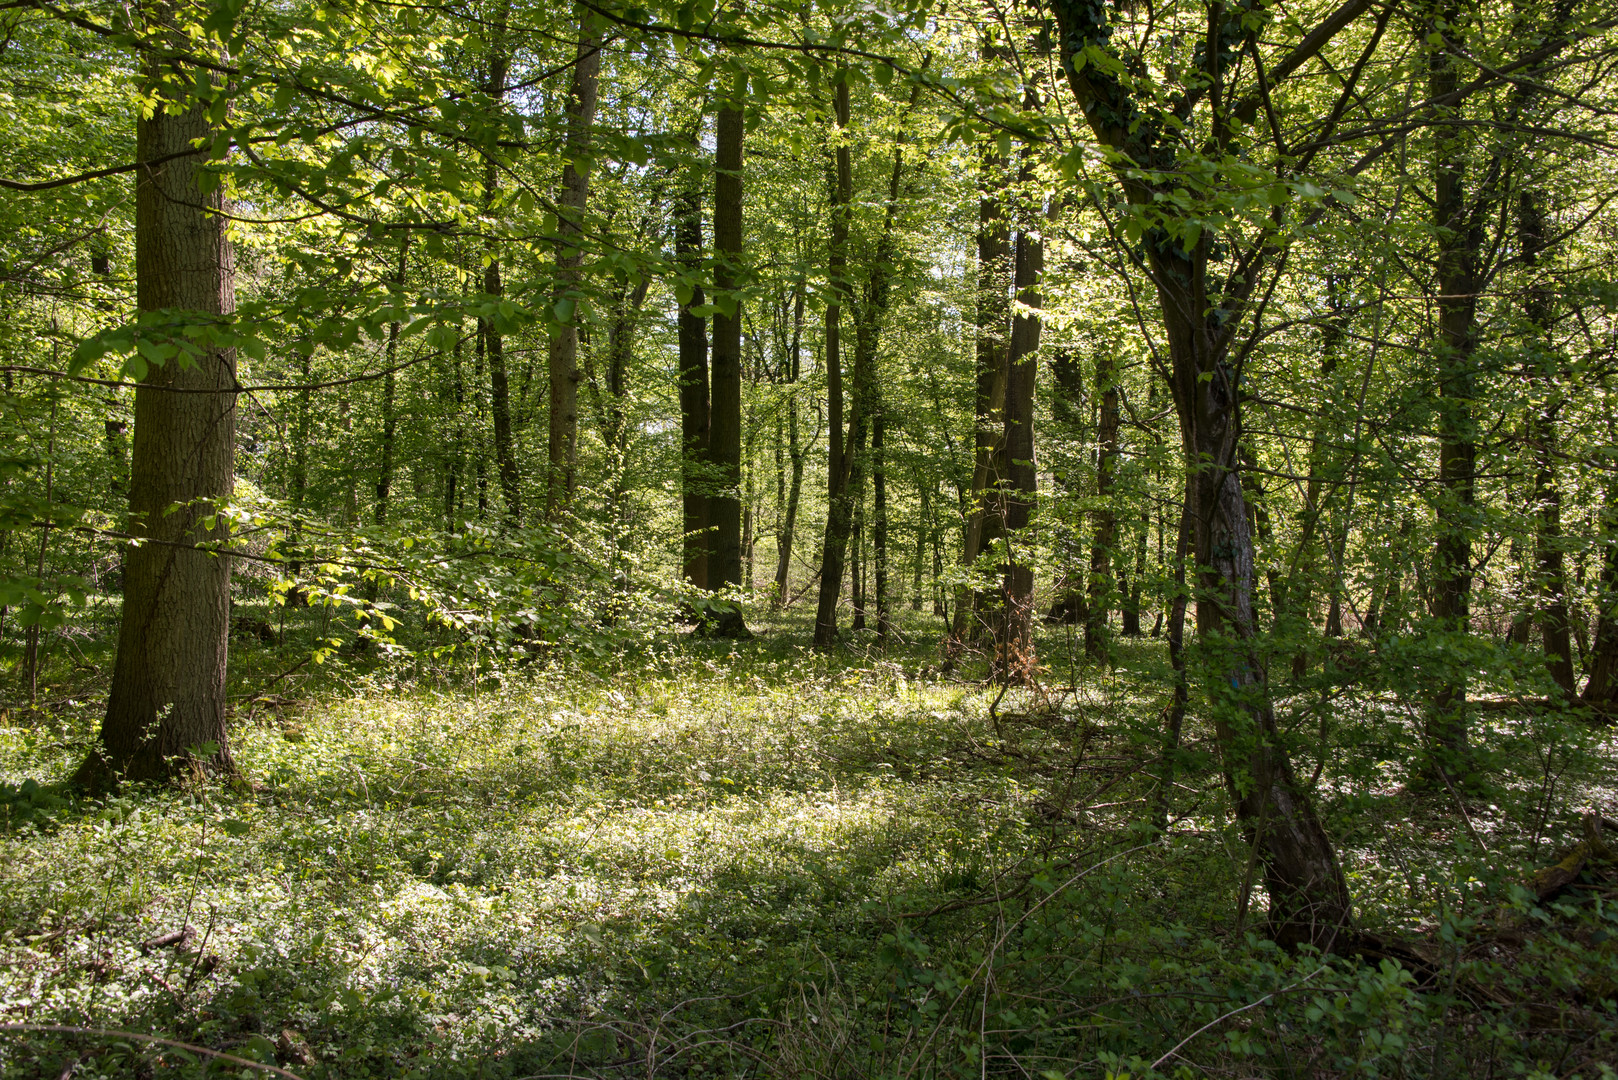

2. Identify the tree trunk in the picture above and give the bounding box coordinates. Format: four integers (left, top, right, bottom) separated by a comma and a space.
1085, 349, 1120, 659
1584, 482, 1618, 712
1152, 489, 1192, 832
815, 69, 913, 647
995, 187, 1044, 683
773, 287, 806, 606
375, 237, 410, 530
1426, 1, 1481, 784
1519, 190, 1576, 695
77, 38, 237, 788
950, 135, 1013, 647
873, 411, 891, 644
544, 24, 601, 519
705, 85, 749, 636
677, 186, 711, 591
1046, 347, 1087, 624
1121, 514, 1147, 636
1050, 0, 1353, 946
813, 76, 855, 647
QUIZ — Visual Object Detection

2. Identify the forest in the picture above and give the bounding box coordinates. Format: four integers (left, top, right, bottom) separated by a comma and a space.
1, 0, 1617, 1072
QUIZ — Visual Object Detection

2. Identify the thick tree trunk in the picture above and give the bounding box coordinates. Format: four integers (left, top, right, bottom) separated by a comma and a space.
1168, 300, 1352, 946
705, 88, 749, 636
78, 42, 237, 788
544, 25, 601, 519
1049, 0, 1353, 946
677, 188, 711, 590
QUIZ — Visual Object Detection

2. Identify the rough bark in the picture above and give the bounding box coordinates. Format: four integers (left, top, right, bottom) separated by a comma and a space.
705, 88, 749, 636
77, 33, 237, 788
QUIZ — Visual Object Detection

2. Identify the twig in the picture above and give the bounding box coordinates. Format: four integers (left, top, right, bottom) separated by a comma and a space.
0, 1024, 304, 1079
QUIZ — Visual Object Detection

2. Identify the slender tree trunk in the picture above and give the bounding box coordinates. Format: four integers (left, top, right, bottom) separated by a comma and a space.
1519, 190, 1576, 695
1085, 350, 1120, 659
706, 83, 749, 636
851, 490, 866, 632
677, 186, 711, 591
1047, 347, 1087, 623
950, 136, 1013, 646
375, 237, 410, 530
874, 412, 891, 643
774, 288, 806, 605
544, 24, 601, 519
1121, 514, 1147, 636
1152, 489, 1192, 831
995, 184, 1044, 682
78, 35, 238, 787
24, 395, 57, 704
813, 76, 855, 646
446, 327, 465, 530
1285, 289, 1346, 675
1426, 1, 1481, 783
1584, 481, 1618, 712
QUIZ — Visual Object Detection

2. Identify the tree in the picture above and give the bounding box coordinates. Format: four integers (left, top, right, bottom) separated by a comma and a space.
75, 8, 237, 787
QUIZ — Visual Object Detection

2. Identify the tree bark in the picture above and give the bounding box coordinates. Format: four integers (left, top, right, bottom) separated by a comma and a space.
773, 286, 806, 606
1050, 0, 1353, 946
1426, 0, 1481, 783
544, 23, 601, 519
677, 186, 711, 591
705, 85, 749, 636
1519, 190, 1576, 695
949, 135, 1013, 646
78, 31, 237, 788
995, 186, 1044, 683
813, 75, 855, 647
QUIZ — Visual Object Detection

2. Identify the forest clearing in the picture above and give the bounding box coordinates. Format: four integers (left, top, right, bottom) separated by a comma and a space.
4, 0, 1618, 1071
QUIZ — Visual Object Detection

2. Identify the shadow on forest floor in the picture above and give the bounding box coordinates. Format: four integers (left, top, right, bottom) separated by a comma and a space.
0, 613, 1615, 1078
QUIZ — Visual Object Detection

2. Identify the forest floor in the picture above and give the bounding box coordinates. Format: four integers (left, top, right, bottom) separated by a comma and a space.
0, 609, 1615, 1078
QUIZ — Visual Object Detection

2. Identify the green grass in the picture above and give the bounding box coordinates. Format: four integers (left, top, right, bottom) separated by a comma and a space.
0, 612, 1614, 1078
